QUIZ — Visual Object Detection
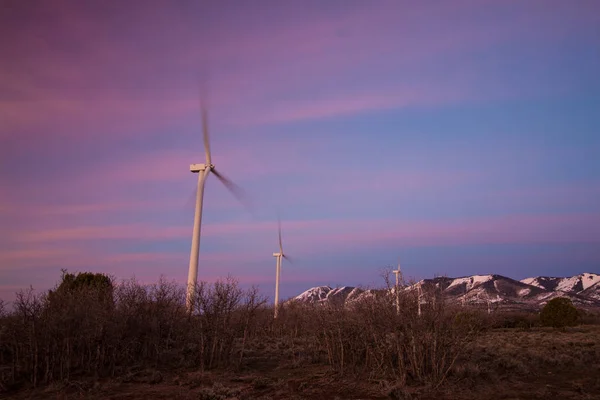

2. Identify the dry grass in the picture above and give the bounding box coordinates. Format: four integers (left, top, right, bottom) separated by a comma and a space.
8, 326, 600, 400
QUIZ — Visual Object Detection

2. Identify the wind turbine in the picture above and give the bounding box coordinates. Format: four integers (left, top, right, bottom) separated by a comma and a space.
186, 101, 247, 313
392, 259, 402, 315
273, 217, 291, 319
417, 282, 422, 317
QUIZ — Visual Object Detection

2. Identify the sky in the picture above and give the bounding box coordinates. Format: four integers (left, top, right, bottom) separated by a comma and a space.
1, 0, 599, 304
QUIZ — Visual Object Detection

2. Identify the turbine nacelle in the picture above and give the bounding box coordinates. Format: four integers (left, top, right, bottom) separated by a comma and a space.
273, 252, 282, 257
190, 163, 214, 173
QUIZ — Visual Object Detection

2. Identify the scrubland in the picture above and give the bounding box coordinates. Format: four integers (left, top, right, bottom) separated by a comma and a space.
1, 274, 599, 399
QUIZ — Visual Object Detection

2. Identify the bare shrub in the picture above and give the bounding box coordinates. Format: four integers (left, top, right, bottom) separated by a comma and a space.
257, 281, 483, 388
188, 276, 268, 371
0, 272, 267, 391
316, 286, 481, 386
2, 287, 45, 387
1, 271, 483, 393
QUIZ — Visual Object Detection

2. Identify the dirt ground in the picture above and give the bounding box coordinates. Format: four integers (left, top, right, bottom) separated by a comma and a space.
5, 326, 600, 400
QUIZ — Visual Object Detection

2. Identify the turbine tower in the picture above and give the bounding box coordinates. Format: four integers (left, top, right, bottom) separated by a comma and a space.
392, 259, 402, 315
417, 282, 422, 317
273, 217, 291, 319
485, 293, 492, 314
186, 102, 247, 313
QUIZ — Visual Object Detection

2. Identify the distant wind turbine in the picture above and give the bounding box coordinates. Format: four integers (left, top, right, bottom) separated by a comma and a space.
485, 292, 492, 314
392, 259, 402, 315
186, 100, 248, 313
417, 282, 422, 317
273, 217, 292, 319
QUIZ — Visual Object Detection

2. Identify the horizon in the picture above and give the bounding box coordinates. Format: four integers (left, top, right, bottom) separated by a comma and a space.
2, 269, 599, 307
1, 1, 599, 304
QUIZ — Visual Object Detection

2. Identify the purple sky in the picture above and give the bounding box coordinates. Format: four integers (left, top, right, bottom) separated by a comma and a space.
1, 0, 599, 303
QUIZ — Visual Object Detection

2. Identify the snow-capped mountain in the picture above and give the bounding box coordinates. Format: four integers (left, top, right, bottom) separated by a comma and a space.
410, 274, 548, 305
521, 273, 600, 294
291, 273, 600, 309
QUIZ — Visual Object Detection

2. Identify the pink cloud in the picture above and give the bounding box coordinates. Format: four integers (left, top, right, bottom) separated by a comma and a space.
8, 219, 281, 245
2, 212, 598, 302
0, 248, 85, 268
10, 212, 599, 250
236, 87, 470, 126
2, 133, 328, 232
14, 224, 189, 243
101, 251, 265, 268
0, 199, 182, 218
0, 248, 274, 299
2, 147, 258, 218
4, 0, 595, 145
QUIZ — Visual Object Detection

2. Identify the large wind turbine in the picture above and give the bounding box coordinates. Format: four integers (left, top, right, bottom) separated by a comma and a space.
186, 102, 247, 313
273, 217, 291, 319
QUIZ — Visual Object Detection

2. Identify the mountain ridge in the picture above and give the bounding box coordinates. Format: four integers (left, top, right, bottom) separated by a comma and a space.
291, 272, 600, 309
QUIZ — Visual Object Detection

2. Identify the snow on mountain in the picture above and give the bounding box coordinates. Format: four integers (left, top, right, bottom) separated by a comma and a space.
580, 281, 600, 302
292, 272, 600, 309
447, 275, 494, 291
415, 274, 547, 305
293, 286, 369, 305
294, 286, 335, 303
520, 273, 600, 294
521, 276, 561, 291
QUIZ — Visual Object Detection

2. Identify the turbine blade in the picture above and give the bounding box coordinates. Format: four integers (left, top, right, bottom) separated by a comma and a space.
278, 216, 283, 254
201, 102, 212, 166
211, 168, 253, 211
283, 254, 293, 265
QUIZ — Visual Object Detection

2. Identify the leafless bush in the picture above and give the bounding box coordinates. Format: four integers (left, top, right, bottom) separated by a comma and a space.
189, 275, 267, 371
1, 271, 490, 393
0, 273, 266, 391
251, 280, 483, 388
310, 287, 481, 387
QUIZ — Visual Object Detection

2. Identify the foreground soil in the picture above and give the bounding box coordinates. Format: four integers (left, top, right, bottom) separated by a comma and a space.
5, 325, 600, 400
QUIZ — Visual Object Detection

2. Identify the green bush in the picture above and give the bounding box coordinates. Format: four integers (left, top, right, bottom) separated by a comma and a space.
540, 297, 578, 328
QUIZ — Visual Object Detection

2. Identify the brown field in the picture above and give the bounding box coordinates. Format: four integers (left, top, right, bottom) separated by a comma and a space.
1, 277, 600, 400
5, 326, 600, 400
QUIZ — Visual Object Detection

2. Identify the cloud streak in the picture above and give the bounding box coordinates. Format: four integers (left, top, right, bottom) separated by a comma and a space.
8, 212, 599, 249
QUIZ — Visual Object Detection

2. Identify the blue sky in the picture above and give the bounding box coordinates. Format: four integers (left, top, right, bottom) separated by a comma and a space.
1, 0, 599, 303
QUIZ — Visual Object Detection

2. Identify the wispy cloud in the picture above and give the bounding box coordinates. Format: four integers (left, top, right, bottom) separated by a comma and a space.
4, 0, 595, 142
14, 225, 189, 243
9, 212, 599, 249
237, 87, 471, 126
